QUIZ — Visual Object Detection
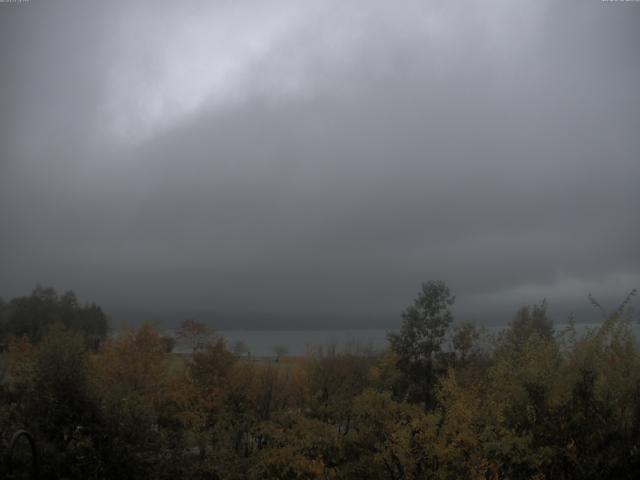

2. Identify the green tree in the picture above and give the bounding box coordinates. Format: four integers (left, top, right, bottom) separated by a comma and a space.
0, 286, 108, 346
18, 326, 102, 479
451, 322, 482, 366
503, 299, 553, 351
388, 280, 455, 408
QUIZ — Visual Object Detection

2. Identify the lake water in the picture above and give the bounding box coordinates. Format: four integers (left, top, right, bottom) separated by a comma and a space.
207, 322, 640, 357
217, 329, 392, 356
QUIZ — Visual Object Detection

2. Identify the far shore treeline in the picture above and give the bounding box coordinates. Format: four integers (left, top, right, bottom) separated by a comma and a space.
0, 282, 639, 479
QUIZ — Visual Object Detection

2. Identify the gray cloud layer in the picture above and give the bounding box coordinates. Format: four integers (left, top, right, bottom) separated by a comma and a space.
1, 0, 639, 327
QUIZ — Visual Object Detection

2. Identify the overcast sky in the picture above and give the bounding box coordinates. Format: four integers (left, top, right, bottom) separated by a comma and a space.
1, 0, 638, 328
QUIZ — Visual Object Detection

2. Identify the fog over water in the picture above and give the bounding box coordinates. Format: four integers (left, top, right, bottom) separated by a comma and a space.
1, 0, 638, 329
178, 321, 640, 357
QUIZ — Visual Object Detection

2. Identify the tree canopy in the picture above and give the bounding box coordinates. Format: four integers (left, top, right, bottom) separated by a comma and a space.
0, 286, 108, 346
1, 283, 640, 479
388, 280, 455, 407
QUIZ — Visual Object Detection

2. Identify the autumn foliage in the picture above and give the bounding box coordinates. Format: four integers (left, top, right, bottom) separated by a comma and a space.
1, 285, 639, 479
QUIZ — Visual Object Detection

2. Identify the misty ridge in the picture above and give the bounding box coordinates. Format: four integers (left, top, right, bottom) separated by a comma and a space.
1, 0, 639, 478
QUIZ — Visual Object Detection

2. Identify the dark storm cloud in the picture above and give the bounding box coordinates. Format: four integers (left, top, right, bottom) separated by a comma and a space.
1, 0, 639, 327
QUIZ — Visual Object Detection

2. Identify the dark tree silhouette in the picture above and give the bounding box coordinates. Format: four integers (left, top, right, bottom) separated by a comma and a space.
388, 280, 455, 408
